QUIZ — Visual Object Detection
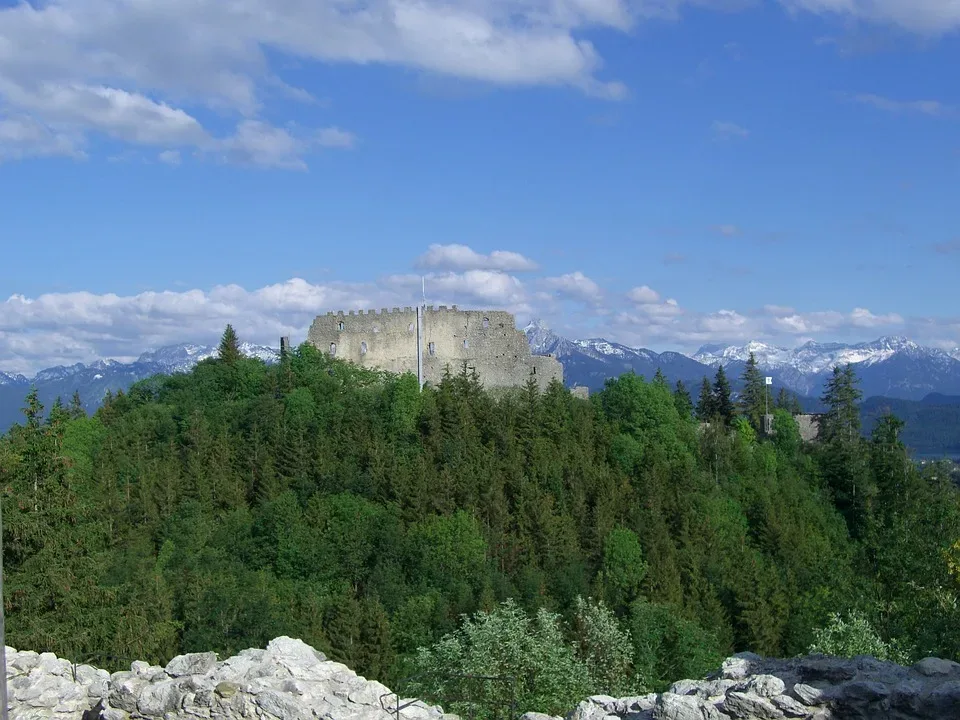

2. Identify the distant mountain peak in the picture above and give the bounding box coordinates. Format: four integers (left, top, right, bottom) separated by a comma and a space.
0, 371, 28, 387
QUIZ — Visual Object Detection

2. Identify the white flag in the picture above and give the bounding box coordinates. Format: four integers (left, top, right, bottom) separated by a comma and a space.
765, 377, 773, 385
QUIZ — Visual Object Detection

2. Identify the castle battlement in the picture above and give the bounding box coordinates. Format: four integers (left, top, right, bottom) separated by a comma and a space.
307, 306, 561, 391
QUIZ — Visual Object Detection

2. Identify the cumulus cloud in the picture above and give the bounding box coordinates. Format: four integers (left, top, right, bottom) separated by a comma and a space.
541, 272, 603, 303
0, 242, 952, 373
627, 285, 660, 304
2, 0, 954, 165
415, 244, 539, 272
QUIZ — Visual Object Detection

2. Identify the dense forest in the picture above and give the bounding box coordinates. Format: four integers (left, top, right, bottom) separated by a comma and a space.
1, 327, 958, 703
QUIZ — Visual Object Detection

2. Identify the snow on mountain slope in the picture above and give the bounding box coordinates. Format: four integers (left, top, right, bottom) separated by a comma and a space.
695, 336, 949, 375
0, 371, 28, 386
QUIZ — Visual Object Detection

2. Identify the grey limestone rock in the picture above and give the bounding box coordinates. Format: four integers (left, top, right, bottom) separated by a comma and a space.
521, 712, 563, 720
653, 693, 727, 720
165, 652, 218, 678
769, 695, 809, 718
720, 691, 783, 720
912, 657, 960, 677
791, 683, 830, 706
9, 641, 960, 720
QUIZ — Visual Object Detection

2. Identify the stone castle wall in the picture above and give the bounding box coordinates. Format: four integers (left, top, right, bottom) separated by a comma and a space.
306, 306, 563, 391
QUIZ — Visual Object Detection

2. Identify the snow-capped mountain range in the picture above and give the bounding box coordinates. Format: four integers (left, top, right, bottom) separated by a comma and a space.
0, 342, 278, 432
2, 326, 960, 433
523, 320, 960, 402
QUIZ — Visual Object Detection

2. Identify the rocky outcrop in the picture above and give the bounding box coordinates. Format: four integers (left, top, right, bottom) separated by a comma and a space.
568, 652, 960, 720
6, 642, 960, 720
4, 637, 449, 720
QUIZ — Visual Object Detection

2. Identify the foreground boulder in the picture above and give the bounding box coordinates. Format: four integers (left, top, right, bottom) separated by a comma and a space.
6, 641, 960, 720
4, 637, 449, 720
568, 652, 960, 720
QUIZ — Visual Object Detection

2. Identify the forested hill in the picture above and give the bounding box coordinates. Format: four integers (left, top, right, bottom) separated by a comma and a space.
1, 329, 958, 697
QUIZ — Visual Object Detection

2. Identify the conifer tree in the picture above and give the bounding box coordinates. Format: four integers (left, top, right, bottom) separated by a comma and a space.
674, 380, 693, 420
712, 366, 735, 427
68, 390, 86, 419
775, 387, 791, 411
696, 377, 715, 420
819, 364, 862, 444
218, 324, 242, 365
653, 368, 667, 387
739, 352, 767, 433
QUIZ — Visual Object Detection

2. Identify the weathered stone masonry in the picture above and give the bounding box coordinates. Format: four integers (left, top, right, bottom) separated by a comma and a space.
307, 306, 563, 391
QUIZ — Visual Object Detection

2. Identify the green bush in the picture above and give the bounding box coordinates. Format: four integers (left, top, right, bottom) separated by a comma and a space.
808, 610, 910, 664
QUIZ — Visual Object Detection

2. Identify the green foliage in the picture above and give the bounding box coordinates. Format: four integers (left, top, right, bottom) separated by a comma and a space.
809, 610, 910, 664
596, 526, 647, 613
627, 600, 725, 691
411, 599, 592, 716
739, 353, 768, 433
1, 343, 957, 698
712, 366, 735, 427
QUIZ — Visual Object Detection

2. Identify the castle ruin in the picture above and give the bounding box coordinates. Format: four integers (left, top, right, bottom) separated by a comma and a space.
306, 306, 563, 391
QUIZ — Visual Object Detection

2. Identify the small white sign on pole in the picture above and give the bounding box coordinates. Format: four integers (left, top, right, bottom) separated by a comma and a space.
765, 377, 773, 385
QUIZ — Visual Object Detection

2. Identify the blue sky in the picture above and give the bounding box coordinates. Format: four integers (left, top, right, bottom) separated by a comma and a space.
0, 0, 958, 373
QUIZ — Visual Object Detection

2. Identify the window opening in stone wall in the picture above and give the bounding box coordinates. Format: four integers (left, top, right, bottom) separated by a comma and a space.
533, 366, 537, 374
482, 317, 489, 328
463, 339, 469, 349
338, 321, 344, 331
330, 343, 337, 356
361, 341, 368, 354
429, 342, 435, 356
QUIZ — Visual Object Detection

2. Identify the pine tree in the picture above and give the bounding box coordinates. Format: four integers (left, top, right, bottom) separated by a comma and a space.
775, 387, 791, 410
653, 368, 668, 387
674, 380, 693, 420
712, 366, 735, 427
218, 324, 242, 365
696, 377, 715, 420
820, 364, 862, 444
69, 390, 86, 419
739, 353, 766, 433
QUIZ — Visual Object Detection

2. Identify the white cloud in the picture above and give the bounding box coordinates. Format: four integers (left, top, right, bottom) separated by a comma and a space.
779, 0, 960, 34
849, 307, 904, 327
0, 0, 956, 164
711, 224, 741, 237
158, 149, 181, 165
317, 127, 357, 148
850, 93, 947, 116
0, 265, 954, 374
711, 121, 749, 140
0, 115, 82, 161
541, 271, 602, 303
416, 244, 539, 272
627, 285, 660, 304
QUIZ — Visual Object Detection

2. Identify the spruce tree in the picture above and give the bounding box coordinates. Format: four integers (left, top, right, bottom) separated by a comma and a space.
653, 368, 668, 387
712, 365, 735, 427
739, 352, 766, 433
775, 387, 790, 410
696, 377, 715, 420
820, 364, 862, 443
69, 390, 86, 419
674, 380, 694, 419
218, 324, 242, 365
